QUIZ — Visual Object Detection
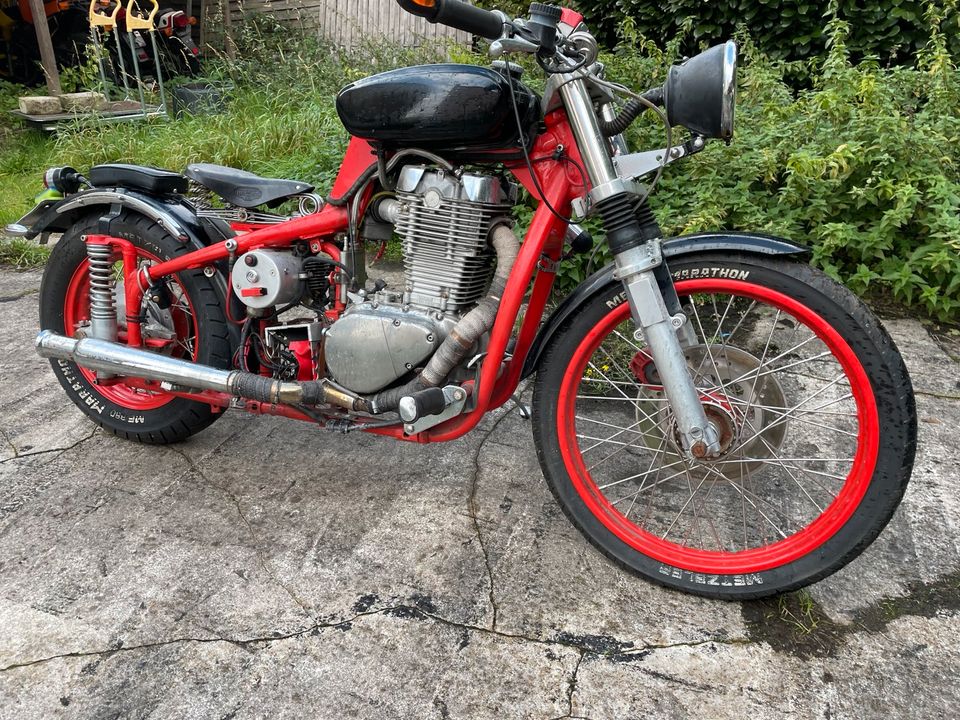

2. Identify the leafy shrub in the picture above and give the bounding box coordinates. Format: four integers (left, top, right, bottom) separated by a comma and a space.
553, 3, 960, 319
2, 6, 958, 319
575, 0, 959, 65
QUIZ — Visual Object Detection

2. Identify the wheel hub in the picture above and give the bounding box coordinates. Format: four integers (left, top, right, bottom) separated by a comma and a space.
632, 344, 788, 475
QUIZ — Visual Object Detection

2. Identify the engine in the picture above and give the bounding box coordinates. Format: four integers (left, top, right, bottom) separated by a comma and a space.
323, 166, 517, 393
392, 165, 516, 312
230, 165, 517, 396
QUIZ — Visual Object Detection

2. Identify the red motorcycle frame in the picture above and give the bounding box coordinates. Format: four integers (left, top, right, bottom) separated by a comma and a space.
94, 108, 586, 443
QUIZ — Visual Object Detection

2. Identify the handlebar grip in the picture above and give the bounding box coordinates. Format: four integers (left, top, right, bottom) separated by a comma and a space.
396, 0, 504, 40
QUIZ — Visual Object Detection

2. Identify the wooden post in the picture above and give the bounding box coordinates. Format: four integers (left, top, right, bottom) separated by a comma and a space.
198, 0, 206, 50
26, 0, 61, 96
222, 0, 236, 60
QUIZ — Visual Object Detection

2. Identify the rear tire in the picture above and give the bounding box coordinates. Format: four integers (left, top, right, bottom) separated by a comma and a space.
39, 211, 232, 444
532, 254, 916, 598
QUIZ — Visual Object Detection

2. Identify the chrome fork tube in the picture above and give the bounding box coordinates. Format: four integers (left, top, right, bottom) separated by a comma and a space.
559, 76, 720, 458
559, 76, 617, 185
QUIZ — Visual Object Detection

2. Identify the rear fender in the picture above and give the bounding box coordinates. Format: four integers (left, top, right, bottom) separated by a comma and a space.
13, 188, 224, 249
17, 188, 239, 344
520, 231, 811, 378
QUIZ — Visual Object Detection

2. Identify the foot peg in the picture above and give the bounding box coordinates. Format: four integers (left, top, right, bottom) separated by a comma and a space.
399, 385, 469, 435
399, 387, 448, 423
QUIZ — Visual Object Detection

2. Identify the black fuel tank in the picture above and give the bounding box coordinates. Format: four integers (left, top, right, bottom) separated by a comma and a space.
335, 64, 539, 152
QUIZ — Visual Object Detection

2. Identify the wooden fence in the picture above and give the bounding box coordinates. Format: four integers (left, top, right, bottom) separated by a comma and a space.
197, 0, 471, 51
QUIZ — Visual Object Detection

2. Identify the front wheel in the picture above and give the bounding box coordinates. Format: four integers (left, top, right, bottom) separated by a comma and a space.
532, 254, 916, 598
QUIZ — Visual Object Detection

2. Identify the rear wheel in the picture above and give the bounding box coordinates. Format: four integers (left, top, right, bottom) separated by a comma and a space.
39, 211, 232, 443
532, 254, 916, 598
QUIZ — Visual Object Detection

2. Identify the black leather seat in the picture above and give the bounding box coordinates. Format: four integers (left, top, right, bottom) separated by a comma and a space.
89, 164, 189, 195
184, 163, 314, 209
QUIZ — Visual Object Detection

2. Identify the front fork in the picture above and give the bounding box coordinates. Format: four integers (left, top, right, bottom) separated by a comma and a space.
613, 242, 721, 458
561, 76, 721, 459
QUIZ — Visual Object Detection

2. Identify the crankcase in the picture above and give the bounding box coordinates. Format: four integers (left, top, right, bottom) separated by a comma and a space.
324, 304, 443, 394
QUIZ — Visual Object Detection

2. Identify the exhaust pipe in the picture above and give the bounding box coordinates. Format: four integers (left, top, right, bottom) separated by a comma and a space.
35, 330, 367, 411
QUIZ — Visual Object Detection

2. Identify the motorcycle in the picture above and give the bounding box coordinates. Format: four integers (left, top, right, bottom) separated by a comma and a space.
155, 9, 199, 77
1, 0, 89, 85
11, 0, 917, 599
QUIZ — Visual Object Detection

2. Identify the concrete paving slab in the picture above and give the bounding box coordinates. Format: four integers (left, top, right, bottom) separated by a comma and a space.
0, 266, 958, 718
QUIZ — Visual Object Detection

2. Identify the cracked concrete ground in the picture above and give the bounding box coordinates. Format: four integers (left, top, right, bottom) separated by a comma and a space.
0, 265, 958, 719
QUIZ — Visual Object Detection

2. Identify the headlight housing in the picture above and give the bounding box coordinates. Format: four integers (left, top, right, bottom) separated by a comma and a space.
662, 40, 738, 141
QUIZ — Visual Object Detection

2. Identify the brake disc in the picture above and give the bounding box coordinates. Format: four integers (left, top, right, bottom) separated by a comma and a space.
632, 344, 787, 478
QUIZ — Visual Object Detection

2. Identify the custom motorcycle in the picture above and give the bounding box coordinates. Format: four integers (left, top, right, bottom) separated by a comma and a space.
11, 0, 916, 598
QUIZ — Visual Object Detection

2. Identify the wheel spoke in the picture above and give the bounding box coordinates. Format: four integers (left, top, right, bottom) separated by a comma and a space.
553, 279, 883, 575
598, 458, 690, 491
621, 432, 669, 519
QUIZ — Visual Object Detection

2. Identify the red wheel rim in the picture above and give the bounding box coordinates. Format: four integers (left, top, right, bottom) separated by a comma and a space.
557, 278, 880, 575
62, 249, 196, 411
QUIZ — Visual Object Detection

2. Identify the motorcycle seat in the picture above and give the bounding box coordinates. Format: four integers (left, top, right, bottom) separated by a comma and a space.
184, 163, 314, 209
89, 164, 189, 195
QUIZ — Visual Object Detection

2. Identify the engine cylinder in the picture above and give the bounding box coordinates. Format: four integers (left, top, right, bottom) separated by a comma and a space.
390, 166, 516, 312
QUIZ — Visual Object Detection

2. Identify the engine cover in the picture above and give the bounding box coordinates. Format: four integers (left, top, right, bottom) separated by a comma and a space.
324, 303, 444, 394
232, 249, 303, 310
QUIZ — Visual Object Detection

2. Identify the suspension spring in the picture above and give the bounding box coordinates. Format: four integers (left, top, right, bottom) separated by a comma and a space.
85, 238, 118, 342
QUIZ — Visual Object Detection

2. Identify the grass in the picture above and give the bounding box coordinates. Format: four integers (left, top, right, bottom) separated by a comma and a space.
0, 88, 348, 226
0, 28, 453, 231
0, 237, 51, 268
775, 590, 821, 636
0, 128, 57, 227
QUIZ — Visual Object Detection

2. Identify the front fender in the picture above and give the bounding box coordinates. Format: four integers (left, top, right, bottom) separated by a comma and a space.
520, 231, 810, 378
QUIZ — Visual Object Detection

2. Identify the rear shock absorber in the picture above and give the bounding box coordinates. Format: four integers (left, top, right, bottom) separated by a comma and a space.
84, 236, 119, 342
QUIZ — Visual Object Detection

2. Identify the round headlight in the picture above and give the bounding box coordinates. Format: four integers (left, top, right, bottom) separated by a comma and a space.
663, 40, 738, 141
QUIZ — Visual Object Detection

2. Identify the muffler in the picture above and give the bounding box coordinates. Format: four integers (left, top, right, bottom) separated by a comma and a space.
35, 330, 368, 411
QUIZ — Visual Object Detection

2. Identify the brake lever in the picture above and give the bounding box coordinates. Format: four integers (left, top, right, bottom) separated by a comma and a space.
489, 36, 538, 57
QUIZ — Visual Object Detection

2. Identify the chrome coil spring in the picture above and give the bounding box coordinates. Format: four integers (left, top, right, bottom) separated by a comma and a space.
86, 241, 118, 341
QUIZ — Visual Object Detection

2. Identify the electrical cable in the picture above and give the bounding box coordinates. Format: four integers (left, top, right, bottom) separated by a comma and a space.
588, 74, 673, 203
531, 153, 588, 195
506, 65, 573, 224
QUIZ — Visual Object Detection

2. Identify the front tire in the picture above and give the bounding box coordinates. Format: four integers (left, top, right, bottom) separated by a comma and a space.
532, 254, 916, 598
39, 211, 232, 444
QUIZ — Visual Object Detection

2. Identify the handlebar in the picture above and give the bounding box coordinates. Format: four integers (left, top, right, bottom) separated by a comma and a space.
396, 0, 505, 40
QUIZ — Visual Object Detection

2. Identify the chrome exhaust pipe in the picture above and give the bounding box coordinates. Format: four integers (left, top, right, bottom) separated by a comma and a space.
37, 330, 234, 392
35, 330, 369, 411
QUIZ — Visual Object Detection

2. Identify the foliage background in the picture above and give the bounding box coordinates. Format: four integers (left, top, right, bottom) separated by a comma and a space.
1, 3, 959, 318
482, 0, 960, 63
590, 0, 959, 63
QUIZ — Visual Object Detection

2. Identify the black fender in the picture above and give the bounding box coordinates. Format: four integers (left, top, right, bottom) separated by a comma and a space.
25, 188, 240, 345
520, 231, 811, 378
21, 187, 231, 249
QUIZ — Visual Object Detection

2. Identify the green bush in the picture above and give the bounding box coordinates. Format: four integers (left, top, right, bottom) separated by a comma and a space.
575, 0, 959, 65
2, 6, 958, 319
563, 3, 960, 319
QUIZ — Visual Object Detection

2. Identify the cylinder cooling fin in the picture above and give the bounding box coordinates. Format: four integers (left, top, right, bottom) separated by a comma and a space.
391, 165, 517, 312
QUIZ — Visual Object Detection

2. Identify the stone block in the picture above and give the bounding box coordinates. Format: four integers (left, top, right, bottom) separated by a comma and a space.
59, 92, 107, 112
17, 96, 61, 115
